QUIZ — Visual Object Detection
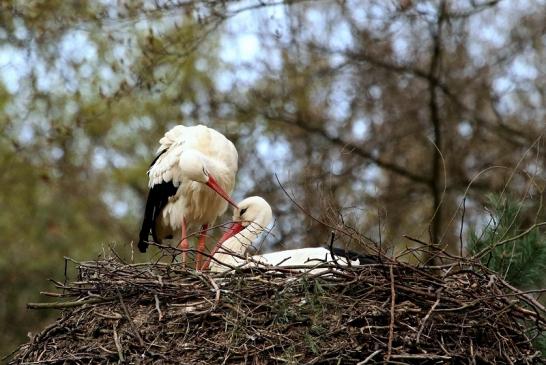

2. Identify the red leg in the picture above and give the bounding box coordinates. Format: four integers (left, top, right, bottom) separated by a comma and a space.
201, 240, 222, 271
202, 222, 243, 270
179, 218, 189, 267
195, 224, 208, 270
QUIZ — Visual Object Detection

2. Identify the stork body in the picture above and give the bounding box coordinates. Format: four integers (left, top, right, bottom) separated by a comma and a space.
138, 125, 238, 267
205, 197, 377, 272
213, 247, 363, 272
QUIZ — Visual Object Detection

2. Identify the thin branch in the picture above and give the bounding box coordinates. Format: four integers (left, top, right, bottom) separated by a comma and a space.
416, 297, 441, 344
113, 324, 124, 363
386, 265, 396, 361
27, 297, 113, 309
116, 289, 145, 347
427, 0, 447, 252
472, 221, 546, 259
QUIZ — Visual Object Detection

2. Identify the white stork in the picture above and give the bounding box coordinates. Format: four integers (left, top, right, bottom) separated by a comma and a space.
203, 196, 377, 272
138, 125, 238, 268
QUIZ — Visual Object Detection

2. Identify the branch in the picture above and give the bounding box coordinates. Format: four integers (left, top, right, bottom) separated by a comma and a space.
27, 297, 113, 309
427, 0, 447, 249
271, 114, 432, 185
472, 221, 546, 259
386, 265, 396, 361
116, 289, 145, 347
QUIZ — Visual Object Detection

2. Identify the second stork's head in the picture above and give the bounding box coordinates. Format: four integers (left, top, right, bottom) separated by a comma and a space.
179, 149, 238, 208
217, 196, 273, 244
203, 196, 273, 271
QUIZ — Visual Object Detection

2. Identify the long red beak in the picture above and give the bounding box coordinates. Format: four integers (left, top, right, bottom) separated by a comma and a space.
206, 175, 238, 208
201, 222, 244, 270
216, 222, 244, 247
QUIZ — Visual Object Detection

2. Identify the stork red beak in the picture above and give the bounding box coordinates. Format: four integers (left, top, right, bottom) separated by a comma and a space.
206, 175, 238, 208
201, 222, 244, 270
216, 222, 244, 246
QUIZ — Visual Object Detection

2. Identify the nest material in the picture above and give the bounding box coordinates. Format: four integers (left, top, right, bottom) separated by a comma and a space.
8, 256, 546, 364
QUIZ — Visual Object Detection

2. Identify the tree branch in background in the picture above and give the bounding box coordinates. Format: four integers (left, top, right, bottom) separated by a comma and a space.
263, 111, 432, 185
427, 0, 447, 258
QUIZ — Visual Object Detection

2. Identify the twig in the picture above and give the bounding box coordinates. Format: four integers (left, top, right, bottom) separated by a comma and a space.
496, 278, 546, 314
390, 354, 452, 360
113, 323, 124, 362
27, 297, 112, 309
358, 349, 382, 364
95, 311, 122, 320
154, 295, 163, 321
459, 196, 466, 256
402, 235, 429, 247
377, 207, 382, 254
274, 173, 377, 246
386, 265, 395, 361
116, 289, 145, 347
472, 221, 546, 259
206, 274, 221, 310
39, 292, 63, 298
416, 297, 441, 344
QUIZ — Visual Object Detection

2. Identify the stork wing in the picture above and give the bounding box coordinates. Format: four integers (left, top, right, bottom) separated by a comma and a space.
157, 125, 187, 153
138, 180, 177, 252
138, 142, 183, 253
147, 141, 184, 187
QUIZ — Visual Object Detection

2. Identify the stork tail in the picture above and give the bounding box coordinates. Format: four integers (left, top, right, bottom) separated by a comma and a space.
329, 247, 379, 265
138, 188, 157, 253
138, 181, 178, 253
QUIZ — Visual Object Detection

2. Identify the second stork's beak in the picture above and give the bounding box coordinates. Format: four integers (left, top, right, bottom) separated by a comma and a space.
206, 175, 238, 208
216, 222, 244, 246
201, 221, 244, 270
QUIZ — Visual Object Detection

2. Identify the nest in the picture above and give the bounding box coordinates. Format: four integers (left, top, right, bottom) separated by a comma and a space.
8, 255, 546, 364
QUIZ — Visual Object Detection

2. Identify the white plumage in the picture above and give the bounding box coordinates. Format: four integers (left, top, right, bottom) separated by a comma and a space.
149, 125, 237, 226
251, 247, 360, 268
139, 125, 238, 268
205, 197, 377, 272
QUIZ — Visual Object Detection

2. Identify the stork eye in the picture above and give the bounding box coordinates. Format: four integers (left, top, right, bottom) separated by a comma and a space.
240, 208, 247, 215
202, 167, 208, 176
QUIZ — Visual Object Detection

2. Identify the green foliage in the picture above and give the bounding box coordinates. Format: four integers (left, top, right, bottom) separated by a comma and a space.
468, 194, 546, 354
468, 194, 546, 289
534, 335, 546, 358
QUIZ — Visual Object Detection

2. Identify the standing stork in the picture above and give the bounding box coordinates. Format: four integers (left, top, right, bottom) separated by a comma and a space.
138, 125, 238, 268
203, 197, 377, 272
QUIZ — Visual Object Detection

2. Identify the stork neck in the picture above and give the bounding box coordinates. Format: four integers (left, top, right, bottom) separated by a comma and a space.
198, 152, 232, 186
212, 222, 265, 269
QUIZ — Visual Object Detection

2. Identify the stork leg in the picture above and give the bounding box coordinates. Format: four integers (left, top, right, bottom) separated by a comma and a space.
179, 218, 190, 267
195, 224, 208, 270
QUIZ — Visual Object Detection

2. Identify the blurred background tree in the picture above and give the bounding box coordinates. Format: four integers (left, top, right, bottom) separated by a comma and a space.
0, 0, 545, 355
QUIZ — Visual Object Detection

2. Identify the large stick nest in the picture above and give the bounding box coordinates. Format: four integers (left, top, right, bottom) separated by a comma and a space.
8, 255, 546, 364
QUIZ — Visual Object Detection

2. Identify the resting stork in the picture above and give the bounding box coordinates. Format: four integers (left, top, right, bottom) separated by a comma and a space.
138, 125, 238, 268
203, 196, 377, 272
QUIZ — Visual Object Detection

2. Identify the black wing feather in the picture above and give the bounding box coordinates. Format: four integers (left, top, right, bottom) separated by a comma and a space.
330, 247, 379, 265
149, 148, 167, 167
138, 149, 178, 253
138, 181, 178, 252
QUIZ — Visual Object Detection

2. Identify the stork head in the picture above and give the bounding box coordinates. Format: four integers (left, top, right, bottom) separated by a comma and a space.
179, 150, 238, 208
202, 196, 273, 270
216, 196, 273, 244
234, 196, 273, 228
